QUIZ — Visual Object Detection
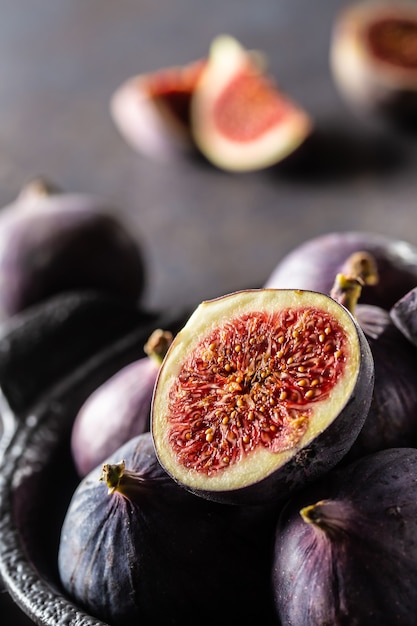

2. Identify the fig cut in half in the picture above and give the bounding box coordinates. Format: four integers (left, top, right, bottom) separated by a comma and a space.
330, 2, 417, 123
191, 35, 313, 172
152, 289, 374, 505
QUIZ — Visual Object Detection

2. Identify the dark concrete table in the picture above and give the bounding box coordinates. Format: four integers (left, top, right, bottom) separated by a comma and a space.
1, 0, 417, 622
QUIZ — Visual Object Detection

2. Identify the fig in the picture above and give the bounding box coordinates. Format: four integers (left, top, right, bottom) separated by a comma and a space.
0, 289, 159, 416
0, 177, 146, 320
71, 328, 174, 477
264, 230, 417, 309
390, 284, 417, 346
151, 288, 374, 505
330, 272, 417, 458
110, 58, 205, 160
190, 34, 313, 172
58, 432, 277, 626
273, 446, 417, 626
330, 1, 417, 124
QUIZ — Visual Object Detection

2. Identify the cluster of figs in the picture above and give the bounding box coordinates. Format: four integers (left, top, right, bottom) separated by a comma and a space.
21, 179, 416, 626
4, 175, 417, 625
2, 3, 417, 624
110, 1, 417, 172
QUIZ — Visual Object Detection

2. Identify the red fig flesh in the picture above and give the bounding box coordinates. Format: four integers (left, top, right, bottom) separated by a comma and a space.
191, 35, 312, 172
151, 288, 374, 505
330, 1, 417, 123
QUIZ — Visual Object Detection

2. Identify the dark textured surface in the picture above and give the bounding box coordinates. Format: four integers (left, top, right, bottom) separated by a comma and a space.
1, 1, 417, 623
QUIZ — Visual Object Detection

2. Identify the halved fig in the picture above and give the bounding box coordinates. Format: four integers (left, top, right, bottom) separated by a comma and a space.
110, 59, 205, 160
190, 35, 313, 172
151, 288, 374, 505
330, 1, 417, 123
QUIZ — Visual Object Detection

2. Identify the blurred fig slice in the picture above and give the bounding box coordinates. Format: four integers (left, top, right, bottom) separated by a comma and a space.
273, 447, 417, 626
330, 1, 417, 123
71, 328, 173, 477
151, 288, 374, 505
264, 230, 417, 309
190, 35, 313, 172
0, 178, 146, 320
110, 59, 205, 160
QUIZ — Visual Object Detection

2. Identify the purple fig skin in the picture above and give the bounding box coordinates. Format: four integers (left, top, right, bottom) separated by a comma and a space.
273, 447, 417, 626
264, 231, 417, 309
390, 286, 417, 347
70, 356, 158, 477
59, 432, 278, 626
0, 178, 146, 320
346, 303, 417, 459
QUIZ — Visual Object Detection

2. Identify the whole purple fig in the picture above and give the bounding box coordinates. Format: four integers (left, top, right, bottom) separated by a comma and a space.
0, 177, 146, 319
264, 231, 417, 309
390, 285, 417, 347
330, 272, 417, 458
59, 432, 278, 626
273, 447, 417, 626
71, 329, 173, 477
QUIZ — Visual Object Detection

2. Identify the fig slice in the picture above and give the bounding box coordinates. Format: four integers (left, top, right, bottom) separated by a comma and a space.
330, 1, 417, 123
151, 288, 374, 505
110, 58, 205, 160
190, 35, 313, 172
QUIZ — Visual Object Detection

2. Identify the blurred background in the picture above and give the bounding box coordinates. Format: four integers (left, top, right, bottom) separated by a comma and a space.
0, 0, 416, 317
0, 0, 416, 620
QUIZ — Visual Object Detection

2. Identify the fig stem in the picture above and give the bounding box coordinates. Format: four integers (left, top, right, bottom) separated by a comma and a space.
17, 176, 61, 204
100, 461, 126, 494
100, 461, 150, 499
300, 500, 328, 526
341, 251, 379, 287
330, 273, 363, 315
300, 499, 352, 536
144, 328, 173, 365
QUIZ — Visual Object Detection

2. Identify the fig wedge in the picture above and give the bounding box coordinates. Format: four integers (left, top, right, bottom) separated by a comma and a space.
191, 35, 312, 172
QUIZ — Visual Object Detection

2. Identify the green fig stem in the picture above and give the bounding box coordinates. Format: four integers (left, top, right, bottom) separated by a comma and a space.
144, 328, 173, 366
330, 273, 363, 316
341, 251, 379, 287
100, 460, 148, 499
